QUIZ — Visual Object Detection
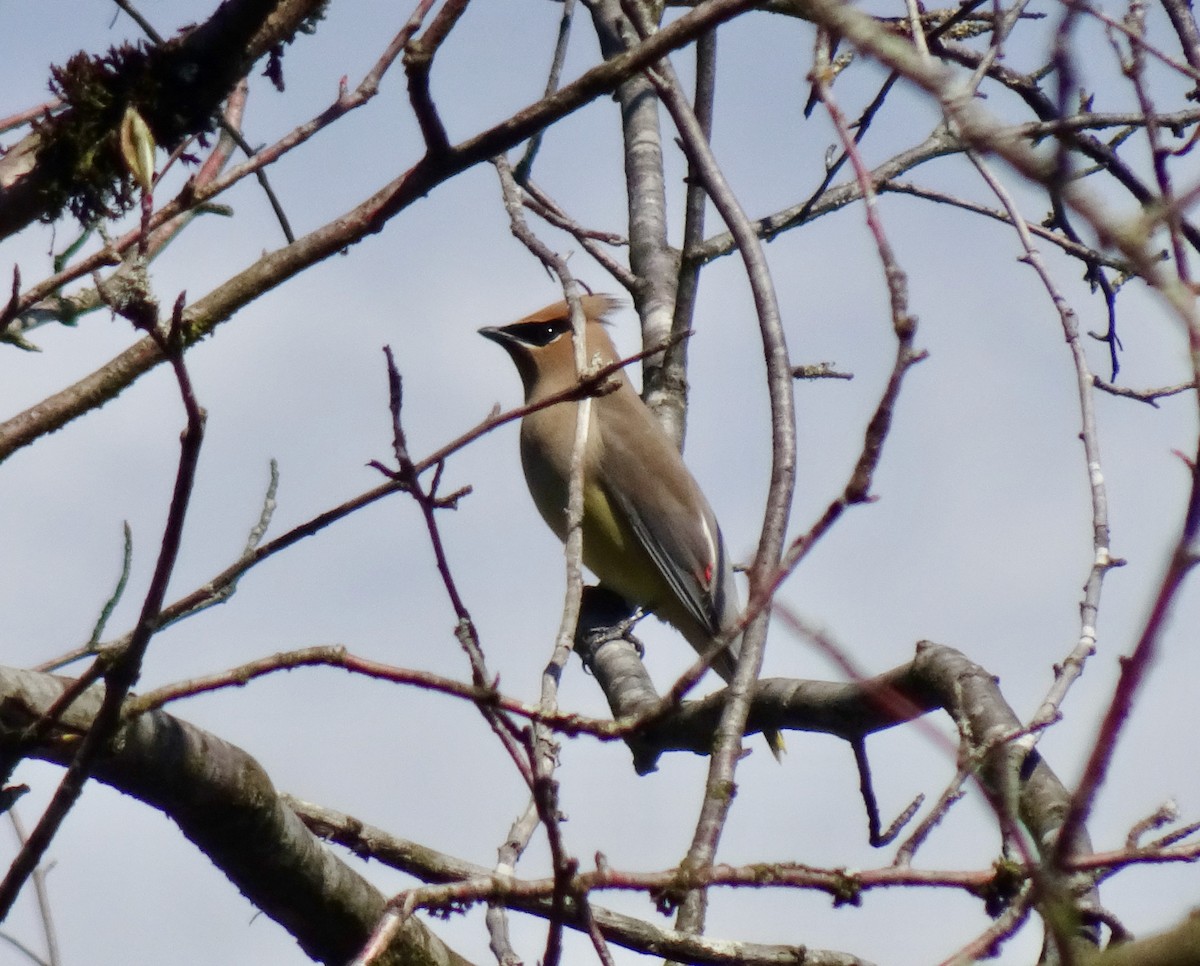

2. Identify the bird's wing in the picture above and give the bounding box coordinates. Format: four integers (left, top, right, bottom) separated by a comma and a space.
596, 398, 731, 637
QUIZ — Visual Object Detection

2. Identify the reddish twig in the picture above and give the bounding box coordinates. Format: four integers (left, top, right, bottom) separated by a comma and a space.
0, 99, 60, 135
0, 292, 205, 917
757, 36, 926, 630
372, 346, 533, 788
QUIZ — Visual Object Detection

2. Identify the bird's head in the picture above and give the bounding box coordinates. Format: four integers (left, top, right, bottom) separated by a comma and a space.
479, 295, 622, 399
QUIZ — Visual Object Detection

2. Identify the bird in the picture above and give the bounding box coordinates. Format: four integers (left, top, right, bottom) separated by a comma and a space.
479, 295, 784, 759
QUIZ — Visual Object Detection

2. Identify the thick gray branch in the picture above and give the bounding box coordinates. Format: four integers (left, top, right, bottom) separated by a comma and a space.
578, 634, 1101, 956
0, 667, 472, 966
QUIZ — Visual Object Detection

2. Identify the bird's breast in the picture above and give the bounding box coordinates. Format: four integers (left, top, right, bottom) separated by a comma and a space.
518, 411, 672, 611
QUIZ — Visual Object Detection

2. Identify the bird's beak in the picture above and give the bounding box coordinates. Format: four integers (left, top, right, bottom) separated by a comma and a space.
478, 326, 513, 346
479, 325, 534, 395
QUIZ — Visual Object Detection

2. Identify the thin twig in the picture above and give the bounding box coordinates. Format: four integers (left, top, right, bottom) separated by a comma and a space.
761, 39, 927, 615
372, 346, 531, 785
880, 180, 1134, 272
403, 0, 470, 156
518, 178, 636, 289
0, 99, 60, 135
487, 798, 539, 965
1118, 0, 1192, 285
7, 810, 60, 966
0, 290, 205, 917
0, 10, 427, 336
669, 24, 717, 442
965, 153, 1121, 750
1071, 0, 1200, 85
112, 0, 296, 241
892, 769, 969, 867
515, 0, 578, 181
86, 523, 133, 648
1, 0, 759, 467
938, 885, 1035, 966
493, 153, 594, 966
624, 1, 795, 940
1052, 458, 1200, 868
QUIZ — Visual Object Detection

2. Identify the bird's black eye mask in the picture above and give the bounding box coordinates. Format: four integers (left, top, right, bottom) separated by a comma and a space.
504, 319, 573, 347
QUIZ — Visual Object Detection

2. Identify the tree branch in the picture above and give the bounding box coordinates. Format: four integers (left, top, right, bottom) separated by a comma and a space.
0, 667, 473, 966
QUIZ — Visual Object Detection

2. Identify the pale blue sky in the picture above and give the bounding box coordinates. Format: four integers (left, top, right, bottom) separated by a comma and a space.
3, 2, 1199, 964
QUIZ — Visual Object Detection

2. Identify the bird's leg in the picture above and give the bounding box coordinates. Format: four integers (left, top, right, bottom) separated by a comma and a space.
607, 607, 646, 656
575, 585, 646, 671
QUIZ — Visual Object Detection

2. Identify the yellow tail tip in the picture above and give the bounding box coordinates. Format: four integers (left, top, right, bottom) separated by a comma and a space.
765, 729, 786, 762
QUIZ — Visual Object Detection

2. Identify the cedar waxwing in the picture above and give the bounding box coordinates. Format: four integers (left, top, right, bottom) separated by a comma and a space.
480, 296, 784, 759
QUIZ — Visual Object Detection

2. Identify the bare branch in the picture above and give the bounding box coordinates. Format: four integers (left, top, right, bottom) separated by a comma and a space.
1093, 376, 1199, 406
0, 284, 205, 917
0, 667, 471, 966
0, 0, 760, 464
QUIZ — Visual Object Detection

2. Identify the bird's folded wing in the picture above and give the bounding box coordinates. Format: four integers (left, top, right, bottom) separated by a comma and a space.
597, 408, 726, 638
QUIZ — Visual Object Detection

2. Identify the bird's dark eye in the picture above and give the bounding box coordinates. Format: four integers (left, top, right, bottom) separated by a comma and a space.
511, 319, 572, 347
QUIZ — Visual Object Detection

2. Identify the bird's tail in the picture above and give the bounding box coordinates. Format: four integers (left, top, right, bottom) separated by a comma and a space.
711, 636, 785, 763
764, 728, 786, 762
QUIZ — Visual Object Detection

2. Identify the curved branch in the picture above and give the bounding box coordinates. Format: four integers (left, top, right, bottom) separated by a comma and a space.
290, 799, 860, 966
0, 0, 760, 465
581, 634, 1099, 940
0, 667, 472, 966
